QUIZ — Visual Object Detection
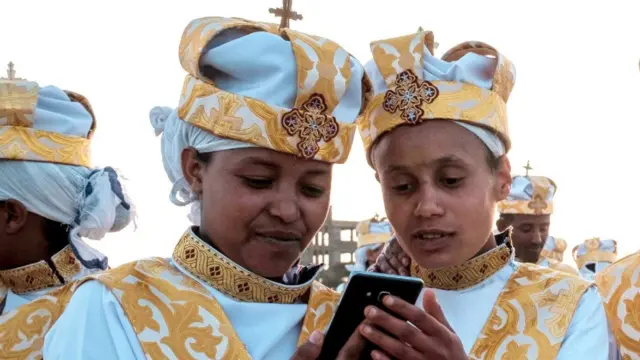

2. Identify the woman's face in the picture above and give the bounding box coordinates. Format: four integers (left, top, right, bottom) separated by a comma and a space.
183, 147, 332, 279
372, 121, 511, 269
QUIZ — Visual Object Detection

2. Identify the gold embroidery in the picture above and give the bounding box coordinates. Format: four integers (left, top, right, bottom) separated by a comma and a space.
411, 243, 512, 290
596, 252, 640, 359
90, 258, 251, 360
383, 69, 439, 124
360, 35, 512, 162
497, 176, 557, 215
298, 281, 341, 346
0, 239, 342, 359
0, 80, 94, 167
175, 17, 370, 164
0, 261, 61, 294
173, 230, 314, 304
92, 256, 339, 359
0, 281, 79, 359
51, 246, 82, 283
528, 194, 548, 214
281, 94, 340, 159
0, 126, 92, 167
470, 264, 590, 359
0, 81, 37, 128
0, 246, 83, 294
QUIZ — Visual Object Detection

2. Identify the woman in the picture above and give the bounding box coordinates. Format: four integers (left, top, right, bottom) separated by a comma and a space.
353, 30, 614, 359
0, 74, 134, 319
36, 16, 371, 360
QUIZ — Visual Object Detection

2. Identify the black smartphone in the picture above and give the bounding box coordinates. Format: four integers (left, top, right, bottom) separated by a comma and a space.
318, 272, 424, 360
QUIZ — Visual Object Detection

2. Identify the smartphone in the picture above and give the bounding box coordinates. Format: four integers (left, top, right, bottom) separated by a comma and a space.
318, 272, 424, 360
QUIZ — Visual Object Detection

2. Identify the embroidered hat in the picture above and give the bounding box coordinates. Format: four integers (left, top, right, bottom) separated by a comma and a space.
541, 236, 568, 262
497, 175, 557, 215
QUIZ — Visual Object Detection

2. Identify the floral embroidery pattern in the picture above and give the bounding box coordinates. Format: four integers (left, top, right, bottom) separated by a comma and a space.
382, 69, 439, 124
281, 94, 339, 159
528, 194, 548, 215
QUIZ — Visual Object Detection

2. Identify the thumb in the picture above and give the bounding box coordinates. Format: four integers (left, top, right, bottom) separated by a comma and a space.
290, 331, 324, 360
422, 290, 454, 332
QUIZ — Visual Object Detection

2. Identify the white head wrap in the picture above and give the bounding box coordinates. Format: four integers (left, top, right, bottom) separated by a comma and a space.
0, 86, 134, 269
0, 86, 135, 269
0, 163, 134, 269
151, 27, 365, 224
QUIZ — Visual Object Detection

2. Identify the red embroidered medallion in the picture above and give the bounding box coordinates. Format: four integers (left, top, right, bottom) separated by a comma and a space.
281, 94, 339, 159
382, 69, 439, 124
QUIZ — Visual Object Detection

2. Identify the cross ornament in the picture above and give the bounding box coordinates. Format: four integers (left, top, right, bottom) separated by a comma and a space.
523, 160, 533, 176
1, 62, 24, 81
528, 194, 548, 215
269, 0, 303, 30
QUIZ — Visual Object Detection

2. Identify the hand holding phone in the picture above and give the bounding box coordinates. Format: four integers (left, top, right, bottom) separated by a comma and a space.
317, 272, 424, 360
359, 290, 468, 360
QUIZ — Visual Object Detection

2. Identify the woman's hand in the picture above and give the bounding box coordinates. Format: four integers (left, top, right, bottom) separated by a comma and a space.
360, 291, 468, 360
368, 237, 411, 276
291, 327, 367, 360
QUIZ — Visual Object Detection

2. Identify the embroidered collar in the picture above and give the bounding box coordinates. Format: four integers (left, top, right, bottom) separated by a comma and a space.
172, 228, 319, 304
0, 246, 83, 294
411, 232, 513, 290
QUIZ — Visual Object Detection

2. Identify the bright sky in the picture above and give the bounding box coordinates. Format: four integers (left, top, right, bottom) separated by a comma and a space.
2, 0, 639, 266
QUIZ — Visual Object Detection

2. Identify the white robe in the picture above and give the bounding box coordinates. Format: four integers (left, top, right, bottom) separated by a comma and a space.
43, 258, 310, 360
415, 260, 616, 359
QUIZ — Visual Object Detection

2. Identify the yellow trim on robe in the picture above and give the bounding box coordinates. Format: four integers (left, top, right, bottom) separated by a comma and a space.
595, 251, 640, 359
0, 257, 340, 360
0, 281, 81, 359
470, 263, 591, 359
84, 258, 339, 359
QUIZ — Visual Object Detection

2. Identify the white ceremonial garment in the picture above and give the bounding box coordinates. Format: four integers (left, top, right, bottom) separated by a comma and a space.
43, 258, 310, 360
416, 260, 615, 359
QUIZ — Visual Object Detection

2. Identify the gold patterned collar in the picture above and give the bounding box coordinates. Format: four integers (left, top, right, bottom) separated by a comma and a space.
172, 228, 318, 304
0, 246, 83, 294
410, 233, 514, 291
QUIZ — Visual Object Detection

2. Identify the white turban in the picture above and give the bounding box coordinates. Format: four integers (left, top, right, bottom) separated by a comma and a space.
150, 106, 252, 225
0, 162, 135, 269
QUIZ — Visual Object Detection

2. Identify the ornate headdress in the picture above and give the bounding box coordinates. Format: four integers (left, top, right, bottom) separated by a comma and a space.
0, 62, 95, 167
358, 29, 515, 164
498, 175, 557, 215
355, 215, 393, 249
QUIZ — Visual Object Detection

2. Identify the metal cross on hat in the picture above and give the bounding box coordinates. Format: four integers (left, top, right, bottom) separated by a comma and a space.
523, 160, 533, 176
1, 62, 24, 81
269, 0, 303, 30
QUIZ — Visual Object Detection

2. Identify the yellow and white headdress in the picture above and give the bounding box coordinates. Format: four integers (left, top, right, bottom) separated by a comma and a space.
540, 236, 568, 262
355, 216, 393, 249
0, 63, 134, 269
358, 30, 516, 164
498, 175, 557, 215
573, 238, 617, 278
151, 15, 371, 224
0, 63, 95, 166
175, 16, 370, 162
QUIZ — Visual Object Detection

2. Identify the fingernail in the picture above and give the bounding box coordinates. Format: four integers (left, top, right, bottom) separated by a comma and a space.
402, 258, 409, 266
309, 331, 323, 345
383, 296, 394, 306
365, 306, 376, 317
362, 325, 373, 335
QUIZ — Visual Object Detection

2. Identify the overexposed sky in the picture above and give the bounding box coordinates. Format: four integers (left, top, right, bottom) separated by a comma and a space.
2, 0, 639, 265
